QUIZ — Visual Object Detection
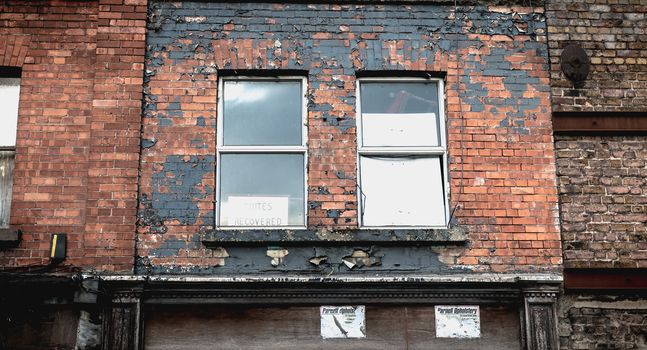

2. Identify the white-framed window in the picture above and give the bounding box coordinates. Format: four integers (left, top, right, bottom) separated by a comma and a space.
357, 77, 449, 228
0, 68, 20, 228
216, 76, 308, 229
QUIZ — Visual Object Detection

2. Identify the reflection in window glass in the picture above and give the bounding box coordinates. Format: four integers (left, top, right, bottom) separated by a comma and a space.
360, 82, 439, 114
360, 82, 440, 147
223, 80, 302, 146
219, 154, 305, 227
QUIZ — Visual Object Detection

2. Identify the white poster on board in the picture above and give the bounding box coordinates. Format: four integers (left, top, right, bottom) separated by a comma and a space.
435, 305, 480, 338
320, 306, 366, 339
221, 196, 288, 226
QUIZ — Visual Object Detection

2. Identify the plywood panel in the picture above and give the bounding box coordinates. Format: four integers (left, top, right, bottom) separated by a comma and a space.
144, 305, 520, 350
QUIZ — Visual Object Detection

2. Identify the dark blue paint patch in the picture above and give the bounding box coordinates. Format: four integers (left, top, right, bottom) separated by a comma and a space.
159, 118, 173, 127
335, 171, 353, 180
196, 116, 206, 126
190, 139, 208, 149
326, 210, 341, 218
139, 155, 215, 229
142, 139, 157, 149
136, 245, 456, 275
145, 234, 205, 261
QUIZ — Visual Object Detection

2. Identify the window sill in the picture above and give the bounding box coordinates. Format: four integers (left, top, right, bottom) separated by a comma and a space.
0, 228, 21, 247
202, 226, 467, 247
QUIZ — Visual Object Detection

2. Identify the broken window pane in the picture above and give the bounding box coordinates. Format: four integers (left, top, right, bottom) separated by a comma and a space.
223, 80, 302, 146
0, 151, 15, 228
359, 156, 446, 227
219, 153, 305, 227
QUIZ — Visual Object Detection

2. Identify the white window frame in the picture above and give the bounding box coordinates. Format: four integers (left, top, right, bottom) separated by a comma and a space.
216, 76, 308, 229
0, 72, 20, 229
356, 77, 449, 229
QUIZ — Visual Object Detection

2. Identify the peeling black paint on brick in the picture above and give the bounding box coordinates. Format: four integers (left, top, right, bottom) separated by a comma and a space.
202, 227, 467, 244
145, 2, 549, 138
138, 1, 553, 275
136, 245, 461, 275
138, 155, 214, 232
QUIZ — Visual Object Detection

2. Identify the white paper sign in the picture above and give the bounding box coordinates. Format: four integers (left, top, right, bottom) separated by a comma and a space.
435, 305, 480, 338
362, 112, 439, 147
221, 196, 288, 226
320, 306, 366, 339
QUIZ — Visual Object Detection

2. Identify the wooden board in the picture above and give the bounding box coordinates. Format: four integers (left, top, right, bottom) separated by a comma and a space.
144, 304, 521, 350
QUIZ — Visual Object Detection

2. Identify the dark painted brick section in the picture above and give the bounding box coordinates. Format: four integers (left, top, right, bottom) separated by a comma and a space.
555, 135, 647, 268
559, 294, 647, 350
547, 0, 647, 111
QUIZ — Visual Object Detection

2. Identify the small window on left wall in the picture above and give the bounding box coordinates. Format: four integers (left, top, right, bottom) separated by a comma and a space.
0, 67, 20, 228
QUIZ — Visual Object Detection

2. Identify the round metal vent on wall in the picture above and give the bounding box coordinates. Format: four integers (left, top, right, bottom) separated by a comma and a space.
560, 44, 591, 83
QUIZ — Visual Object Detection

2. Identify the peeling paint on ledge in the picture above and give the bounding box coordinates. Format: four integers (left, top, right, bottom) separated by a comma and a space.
89, 273, 563, 284
202, 227, 467, 246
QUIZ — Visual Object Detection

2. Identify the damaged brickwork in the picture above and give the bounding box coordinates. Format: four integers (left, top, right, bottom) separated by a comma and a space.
559, 294, 647, 350
546, 0, 647, 112
555, 135, 647, 269
137, 1, 561, 275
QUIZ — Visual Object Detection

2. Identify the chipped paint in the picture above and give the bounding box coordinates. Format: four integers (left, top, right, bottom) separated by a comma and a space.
137, 1, 558, 276
342, 249, 382, 269
267, 247, 290, 267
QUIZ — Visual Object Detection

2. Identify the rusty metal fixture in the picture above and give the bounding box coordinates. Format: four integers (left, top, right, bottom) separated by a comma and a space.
560, 44, 591, 82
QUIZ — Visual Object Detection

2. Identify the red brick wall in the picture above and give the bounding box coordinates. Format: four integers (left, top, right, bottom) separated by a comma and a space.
0, 0, 147, 272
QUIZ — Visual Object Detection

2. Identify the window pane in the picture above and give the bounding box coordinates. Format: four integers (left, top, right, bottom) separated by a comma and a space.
360, 82, 440, 147
0, 78, 20, 147
360, 82, 439, 114
0, 151, 14, 228
223, 80, 302, 146
361, 113, 439, 147
220, 154, 305, 227
359, 156, 445, 227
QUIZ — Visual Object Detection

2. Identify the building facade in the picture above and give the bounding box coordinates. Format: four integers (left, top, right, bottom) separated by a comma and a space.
546, 1, 647, 348
0, 0, 643, 349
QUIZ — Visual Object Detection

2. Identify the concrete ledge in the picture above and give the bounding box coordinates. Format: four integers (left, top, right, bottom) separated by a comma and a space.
202, 227, 467, 246
92, 273, 563, 284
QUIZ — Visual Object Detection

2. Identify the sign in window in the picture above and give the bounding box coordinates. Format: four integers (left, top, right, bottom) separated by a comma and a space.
217, 78, 307, 228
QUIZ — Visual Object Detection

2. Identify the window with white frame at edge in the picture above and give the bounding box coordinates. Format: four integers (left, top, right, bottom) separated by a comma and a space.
216, 77, 307, 228
0, 69, 20, 228
357, 78, 449, 228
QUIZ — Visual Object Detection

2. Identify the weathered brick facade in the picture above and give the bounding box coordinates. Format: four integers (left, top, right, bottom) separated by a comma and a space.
559, 294, 647, 350
137, 1, 561, 275
548, 1, 647, 349
1, 1, 569, 348
0, 0, 147, 271
546, 0, 647, 112
555, 135, 647, 269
